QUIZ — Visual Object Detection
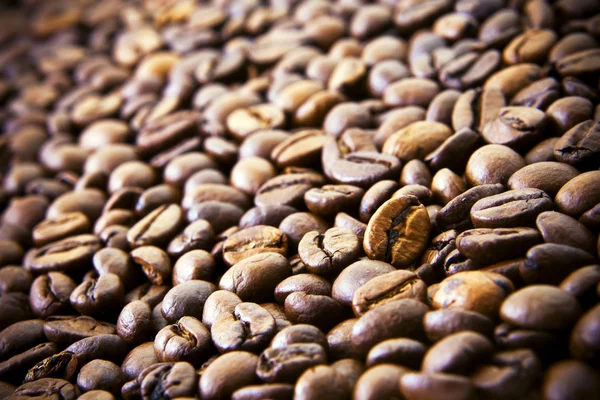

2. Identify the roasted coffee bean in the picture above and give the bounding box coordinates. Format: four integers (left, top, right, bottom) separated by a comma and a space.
508, 162, 579, 198
470, 188, 553, 228
541, 360, 600, 400
275, 274, 331, 305
0, 266, 32, 295
465, 145, 526, 187
439, 50, 500, 90
298, 228, 360, 275
26, 234, 101, 274
500, 285, 581, 330
257, 343, 327, 383
139, 361, 197, 400
0, 319, 45, 359
366, 338, 427, 369
359, 180, 400, 223
220, 252, 292, 303
536, 211, 597, 254
554, 119, 600, 168
519, 243, 595, 285
121, 342, 159, 382
424, 309, 494, 342
432, 271, 514, 319
364, 196, 431, 269
32, 212, 91, 247
422, 331, 494, 375
211, 302, 275, 353
116, 301, 153, 344
69, 273, 124, 317
304, 185, 364, 217
255, 172, 325, 208
130, 246, 172, 286
279, 212, 329, 253
161, 280, 215, 323
222, 225, 288, 267
270, 324, 328, 350
154, 316, 212, 365
64, 334, 127, 366
9, 378, 77, 400
382, 121, 452, 162
76, 359, 124, 394
29, 272, 76, 319
332, 259, 395, 307
481, 106, 546, 151
232, 383, 294, 400
284, 291, 346, 331
351, 299, 429, 354
546, 96, 594, 135
352, 270, 427, 316
199, 351, 259, 400
44, 316, 115, 345
555, 171, 600, 218
400, 372, 476, 400
124, 283, 169, 309
323, 150, 401, 189
456, 227, 541, 265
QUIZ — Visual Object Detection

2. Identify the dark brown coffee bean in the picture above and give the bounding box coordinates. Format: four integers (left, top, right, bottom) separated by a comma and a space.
546, 96, 594, 135
232, 383, 294, 400
470, 188, 553, 228
555, 171, 600, 218
382, 121, 452, 162
536, 211, 597, 255
44, 316, 116, 345
93, 248, 139, 287
257, 343, 327, 383
394, 0, 454, 35
117, 300, 152, 345
29, 272, 76, 319
121, 342, 158, 382
424, 309, 494, 343
400, 371, 475, 400
199, 351, 259, 400
364, 196, 431, 269
471, 348, 542, 399
139, 361, 197, 400
541, 360, 600, 400
510, 77, 561, 109
352, 270, 427, 316
570, 303, 600, 364
211, 302, 275, 353
161, 280, 216, 323
456, 227, 541, 265
284, 291, 346, 331
294, 364, 350, 400
504, 29, 558, 64
154, 316, 212, 365
555, 49, 600, 79
500, 285, 581, 330
422, 331, 493, 375
351, 299, 429, 354
365, 338, 426, 370
375, 106, 426, 147
127, 204, 184, 248
439, 50, 501, 90
270, 324, 328, 350
298, 228, 360, 275
519, 243, 595, 285
481, 106, 546, 150
432, 271, 514, 319
354, 364, 408, 400
130, 246, 172, 286
183, 183, 251, 211
64, 334, 127, 366
0, 319, 45, 359
304, 185, 364, 217
32, 212, 91, 247
69, 273, 124, 317
231, 157, 277, 196
508, 162, 579, 198
222, 225, 288, 267
560, 265, 600, 305
465, 145, 526, 186
279, 212, 329, 253
220, 252, 292, 303
554, 119, 600, 168
124, 283, 169, 309
9, 378, 77, 400
26, 234, 101, 274
168, 219, 214, 258
255, 172, 325, 208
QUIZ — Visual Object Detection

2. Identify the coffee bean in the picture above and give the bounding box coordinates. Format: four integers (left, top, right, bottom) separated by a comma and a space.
130, 246, 172, 286
351, 299, 429, 354
161, 280, 215, 323
352, 270, 427, 316
138, 361, 197, 400
220, 252, 292, 303
270, 324, 328, 350
222, 225, 288, 267
470, 188, 553, 228
554, 120, 600, 168
555, 171, 600, 217
536, 211, 597, 254
298, 228, 359, 275
255, 172, 325, 208
44, 316, 116, 345
304, 185, 364, 217
541, 360, 600, 400
9, 378, 77, 400
510, 77, 561, 109
366, 338, 427, 369
212, 302, 275, 353
69, 273, 124, 317
257, 343, 327, 383
26, 234, 101, 274
500, 285, 581, 330
508, 162, 580, 198
32, 212, 91, 247
154, 316, 212, 365
116, 301, 152, 345
0, 319, 45, 359
399, 372, 475, 400
29, 272, 76, 319
64, 334, 127, 366
232, 383, 294, 400
519, 243, 595, 284
199, 352, 258, 400
364, 196, 431, 269
432, 271, 514, 319
456, 227, 541, 265
422, 331, 494, 374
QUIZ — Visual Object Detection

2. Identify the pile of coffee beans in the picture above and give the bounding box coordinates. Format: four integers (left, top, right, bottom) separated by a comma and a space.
0, 0, 599, 399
